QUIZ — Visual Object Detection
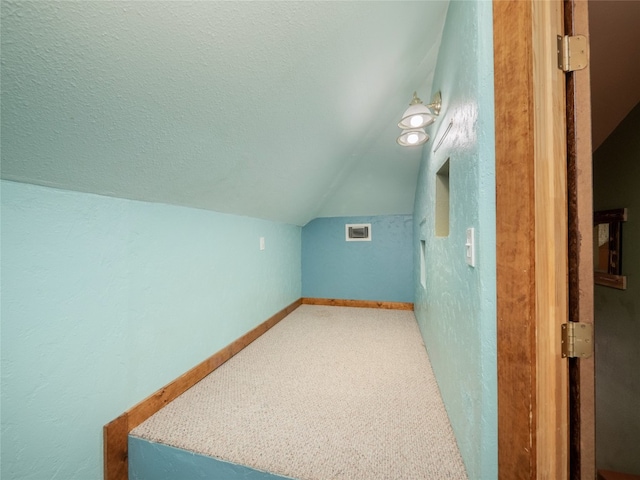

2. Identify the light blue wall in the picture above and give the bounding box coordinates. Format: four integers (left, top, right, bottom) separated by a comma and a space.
302, 215, 413, 303
129, 437, 294, 480
593, 102, 640, 474
0, 180, 301, 480
412, 1, 496, 479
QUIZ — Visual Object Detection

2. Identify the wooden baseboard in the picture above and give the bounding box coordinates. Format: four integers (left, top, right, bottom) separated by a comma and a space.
103, 298, 302, 480
301, 297, 414, 310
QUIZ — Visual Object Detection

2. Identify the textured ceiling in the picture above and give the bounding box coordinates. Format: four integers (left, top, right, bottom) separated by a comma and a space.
1, 1, 449, 225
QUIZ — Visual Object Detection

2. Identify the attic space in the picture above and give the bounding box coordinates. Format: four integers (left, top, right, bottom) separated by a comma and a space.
1, 1, 498, 480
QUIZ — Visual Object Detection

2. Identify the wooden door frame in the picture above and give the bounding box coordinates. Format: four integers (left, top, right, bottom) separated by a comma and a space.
494, 1, 571, 478
565, 1, 595, 478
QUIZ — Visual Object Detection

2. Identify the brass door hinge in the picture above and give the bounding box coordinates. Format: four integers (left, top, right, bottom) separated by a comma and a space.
561, 322, 593, 358
557, 35, 588, 72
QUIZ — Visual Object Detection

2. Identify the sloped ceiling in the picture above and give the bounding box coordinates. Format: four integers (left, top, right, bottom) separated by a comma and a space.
1, 1, 449, 226
589, 0, 640, 151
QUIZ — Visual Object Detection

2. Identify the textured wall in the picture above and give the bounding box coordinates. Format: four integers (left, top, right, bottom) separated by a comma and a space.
0, 180, 301, 480
412, 1, 497, 479
302, 215, 413, 303
593, 102, 640, 474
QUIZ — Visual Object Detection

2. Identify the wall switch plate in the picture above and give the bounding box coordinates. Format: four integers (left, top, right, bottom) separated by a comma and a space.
259, 237, 265, 251
465, 228, 475, 267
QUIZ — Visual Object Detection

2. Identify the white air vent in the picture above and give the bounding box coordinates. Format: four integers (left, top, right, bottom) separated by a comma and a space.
345, 223, 371, 242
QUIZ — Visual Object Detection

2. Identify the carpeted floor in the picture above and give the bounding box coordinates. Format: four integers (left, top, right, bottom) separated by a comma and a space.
131, 305, 468, 479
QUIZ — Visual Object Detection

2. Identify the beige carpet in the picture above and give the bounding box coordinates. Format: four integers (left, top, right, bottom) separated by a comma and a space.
131, 305, 468, 479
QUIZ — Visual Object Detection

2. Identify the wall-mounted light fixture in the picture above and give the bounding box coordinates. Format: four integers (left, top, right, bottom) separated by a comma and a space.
396, 91, 442, 147
397, 128, 429, 147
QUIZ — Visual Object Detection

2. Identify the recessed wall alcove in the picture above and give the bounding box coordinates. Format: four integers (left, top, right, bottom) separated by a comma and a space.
435, 159, 451, 237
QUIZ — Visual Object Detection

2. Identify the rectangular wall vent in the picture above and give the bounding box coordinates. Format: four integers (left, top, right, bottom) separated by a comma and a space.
345, 223, 372, 242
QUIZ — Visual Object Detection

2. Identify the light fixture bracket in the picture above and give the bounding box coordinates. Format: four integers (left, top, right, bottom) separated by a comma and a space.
408, 91, 423, 106
407, 91, 442, 114
428, 91, 442, 117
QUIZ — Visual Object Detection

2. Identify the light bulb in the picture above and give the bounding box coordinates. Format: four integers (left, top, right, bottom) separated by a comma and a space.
410, 115, 423, 127
407, 133, 419, 144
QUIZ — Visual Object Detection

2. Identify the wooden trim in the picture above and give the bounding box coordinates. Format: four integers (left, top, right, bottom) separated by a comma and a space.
494, 0, 571, 477
103, 298, 302, 480
494, 1, 538, 478
565, 1, 596, 478
103, 414, 128, 480
594, 208, 628, 224
532, 1, 569, 479
301, 297, 414, 310
593, 272, 626, 290
496, 0, 571, 478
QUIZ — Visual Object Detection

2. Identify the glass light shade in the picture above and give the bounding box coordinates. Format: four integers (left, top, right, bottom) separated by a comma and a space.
398, 103, 435, 129
396, 128, 429, 147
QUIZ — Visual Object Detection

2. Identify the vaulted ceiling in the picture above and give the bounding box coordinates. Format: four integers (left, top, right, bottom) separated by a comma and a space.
1, 1, 449, 226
